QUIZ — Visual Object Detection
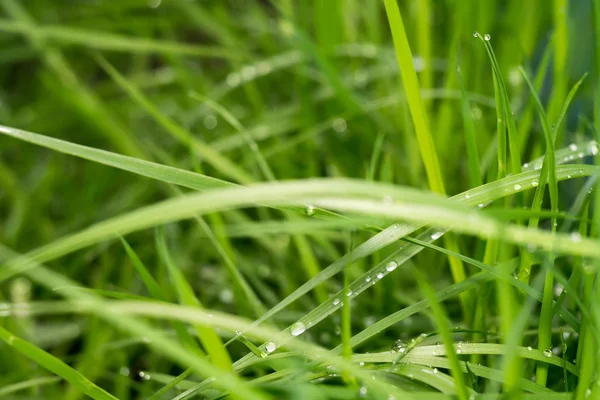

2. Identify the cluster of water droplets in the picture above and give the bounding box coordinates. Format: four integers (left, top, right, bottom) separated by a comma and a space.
473, 32, 491, 41
522, 140, 599, 171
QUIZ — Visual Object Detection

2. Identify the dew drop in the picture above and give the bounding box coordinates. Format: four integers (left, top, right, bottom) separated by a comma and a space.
377, 272, 384, 279
484, 33, 491, 41
305, 205, 315, 216
513, 183, 522, 191
431, 231, 443, 240
359, 361, 365, 366
218, 288, 233, 303
531, 180, 539, 187
433, 367, 439, 373
290, 322, 306, 336
139, 371, 151, 381
386, 260, 398, 272
589, 141, 599, 155
473, 31, 480, 38
365, 276, 372, 282
203, 115, 217, 130
332, 118, 347, 133
333, 298, 341, 306
358, 386, 368, 397
265, 341, 277, 354
465, 192, 471, 199
241, 65, 256, 81
478, 203, 484, 208
569, 143, 578, 151
571, 232, 582, 242
527, 346, 533, 351
256, 61, 272, 75
578, 152, 585, 158
523, 162, 529, 168
543, 349, 552, 357
393, 339, 407, 353
226, 72, 241, 87
346, 290, 353, 297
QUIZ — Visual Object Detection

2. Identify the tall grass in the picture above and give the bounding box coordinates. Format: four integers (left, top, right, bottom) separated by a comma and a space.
0, 1, 599, 399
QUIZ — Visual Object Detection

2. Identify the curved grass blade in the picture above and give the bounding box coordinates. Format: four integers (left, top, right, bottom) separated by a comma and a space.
0, 19, 243, 59
155, 229, 233, 372
0, 326, 118, 400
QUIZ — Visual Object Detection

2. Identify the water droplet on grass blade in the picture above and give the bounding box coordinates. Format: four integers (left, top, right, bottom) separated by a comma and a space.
139, 371, 151, 380
431, 231, 443, 240
543, 349, 552, 357
484, 34, 491, 41
531, 180, 539, 187
290, 322, 306, 336
203, 115, 217, 130
241, 65, 256, 81
332, 118, 347, 133
386, 261, 398, 271
513, 184, 522, 190
226, 72, 241, 87
265, 341, 277, 354
333, 298, 341, 306
305, 205, 315, 216
358, 386, 368, 397
393, 339, 407, 353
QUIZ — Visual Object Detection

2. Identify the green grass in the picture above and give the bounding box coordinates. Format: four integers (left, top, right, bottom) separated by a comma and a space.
1, 1, 599, 399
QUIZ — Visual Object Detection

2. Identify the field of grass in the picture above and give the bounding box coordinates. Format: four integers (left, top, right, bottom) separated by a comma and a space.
1, 0, 600, 398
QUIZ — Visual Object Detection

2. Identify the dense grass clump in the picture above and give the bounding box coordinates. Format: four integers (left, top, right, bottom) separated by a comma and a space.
1, 1, 600, 399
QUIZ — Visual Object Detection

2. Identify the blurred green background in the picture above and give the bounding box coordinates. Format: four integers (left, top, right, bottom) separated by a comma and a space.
0, 0, 598, 398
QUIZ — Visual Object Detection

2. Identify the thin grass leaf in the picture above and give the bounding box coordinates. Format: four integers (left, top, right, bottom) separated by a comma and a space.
0, 326, 119, 400
155, 228, 234, 372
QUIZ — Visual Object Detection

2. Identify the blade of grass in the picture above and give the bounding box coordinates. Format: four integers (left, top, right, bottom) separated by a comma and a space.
0, 19, 242, 59
155, 228, 234, 372
413, 267, 468, 400
384, 0, 469, 321
0, 326, 118, 400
